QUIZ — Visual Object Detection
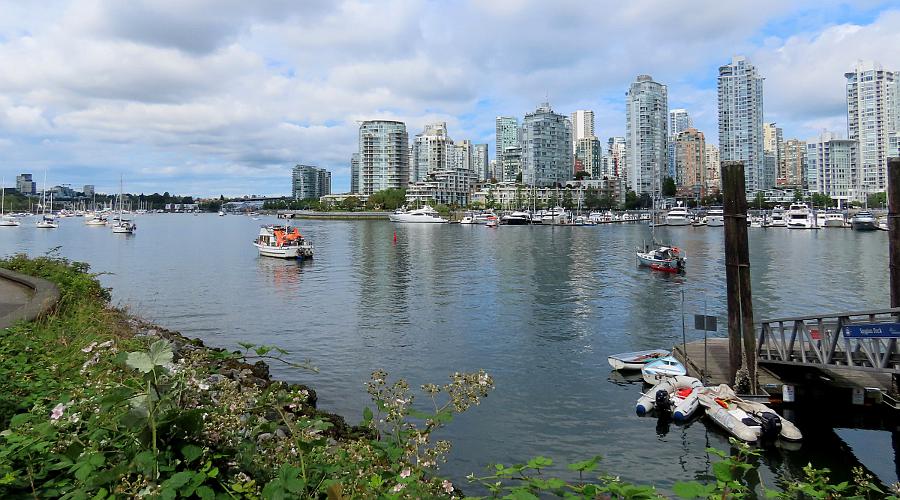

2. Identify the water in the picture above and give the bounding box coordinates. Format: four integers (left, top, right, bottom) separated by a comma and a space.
0, 215, 895, 491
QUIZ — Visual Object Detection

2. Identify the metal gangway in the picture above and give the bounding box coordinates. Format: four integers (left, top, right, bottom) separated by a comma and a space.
757, 308, 900, 373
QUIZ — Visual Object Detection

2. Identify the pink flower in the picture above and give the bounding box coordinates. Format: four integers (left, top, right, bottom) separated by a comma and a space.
50, 403, 66, 421
399, 468, 411, 478
391, 483, 405, 493
442, 480, 453, 494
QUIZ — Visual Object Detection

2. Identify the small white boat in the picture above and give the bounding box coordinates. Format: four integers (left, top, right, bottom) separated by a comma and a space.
607, 349, 670, 371
36, 216, 58, 229
111, 220, 136, 233
698, 385, 802, 442
388, 205, 448, 223
635, 375, 703, 422
0, 181, 19, 226
459, 214, 476, 224
664, 202, 691, 226
706, 207, 724, 227
485, 216, 498, 228
636, 245, 685, 273
253, 225, 314, 259
85, 215, 107, 226
641, 356, 687, 385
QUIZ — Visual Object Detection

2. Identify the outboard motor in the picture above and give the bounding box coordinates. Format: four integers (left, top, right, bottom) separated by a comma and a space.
757, 412, 782, 440
655, 390, 672, 414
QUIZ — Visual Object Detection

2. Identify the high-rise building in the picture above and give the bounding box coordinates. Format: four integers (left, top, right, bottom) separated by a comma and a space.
674, 128, 706, 197
358, 120, 409, 195
292, 165, 332, 200
473, 144, 489, 181
451, 140, 473, 172
570, 110, 595, 153
780, 139, 805, 188
574, 137, 602, 178
625, 75, 668, 195
705, 144, 721, 192
763, 123, 783, 190
83, 185, 95, 198
667, 109, 693, 180
350, 153, 360, 194
489, 159, 500, 181
410, 122, 453, 183
522, 102, 573, 186
495, 116, 520, 171
718, 56, 765, 194
605, 137, 626, 178
845, 61, 897, 194
806, 131, 858, 205
502, 146, 523, 182
16, 173, 35, 195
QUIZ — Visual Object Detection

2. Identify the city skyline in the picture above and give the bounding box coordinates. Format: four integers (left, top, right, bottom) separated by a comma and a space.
0, 2, 899, 196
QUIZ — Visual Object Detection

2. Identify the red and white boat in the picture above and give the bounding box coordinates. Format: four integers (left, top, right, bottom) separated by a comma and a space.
636, 245, 685, 273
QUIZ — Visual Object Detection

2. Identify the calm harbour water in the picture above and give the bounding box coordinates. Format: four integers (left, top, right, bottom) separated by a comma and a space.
0, 214, 895, 491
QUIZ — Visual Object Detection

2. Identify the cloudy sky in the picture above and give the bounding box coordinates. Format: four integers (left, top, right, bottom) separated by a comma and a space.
1, 0, 899, 196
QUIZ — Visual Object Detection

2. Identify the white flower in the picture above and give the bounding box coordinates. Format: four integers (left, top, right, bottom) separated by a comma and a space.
399, 468, 411, 478
391, 483, 405, 493
442, 480, 454, 494
50, 403, 66, 421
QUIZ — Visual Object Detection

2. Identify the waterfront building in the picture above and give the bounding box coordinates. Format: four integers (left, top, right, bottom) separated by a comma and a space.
488, 159, 500, 182
16, 173, 35, 195
780, 139, 806, 188
570, 110, 595, 153
575, 137, 603, 178
358, 120, 409, 195
83, 185, 95, 198
350, 153, 360, 194
502, 145, 523, 182
451, 140, 474, 172
718, 56, 765, 194
668, 109, 693, 179
674, 128, 706, 198
471, 178, 622, 210
763, 123, 783, 191
522, 102, 573, 187
405, 167, 476, 207
845, 60, 897, 194
410, 122, 453, 183
605, 137, 626, 179
473, 144, 489, 181
805, 131, 858, 205
495, 116, 520, 178
625, 75, 668, 196
292, 164, 332, 200
705, 144, 721, 193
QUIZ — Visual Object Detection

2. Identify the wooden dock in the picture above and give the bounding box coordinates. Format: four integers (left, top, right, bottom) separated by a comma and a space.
673, 338, 783, 390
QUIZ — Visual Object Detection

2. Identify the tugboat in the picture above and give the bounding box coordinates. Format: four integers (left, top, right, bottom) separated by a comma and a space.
253, 225, 314, 259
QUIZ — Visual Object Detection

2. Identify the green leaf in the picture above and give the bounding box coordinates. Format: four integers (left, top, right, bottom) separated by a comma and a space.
181, 444, 203, 464
525, 456, 553, 469
567, 455, 602, 473
148, 339, 173, 367
125, 352, 154, 373
673, 481, 714, 499
163, 470, 194, 490
362, 406, 373, 425
712, 460, 735, 483
195, 485, 214, 500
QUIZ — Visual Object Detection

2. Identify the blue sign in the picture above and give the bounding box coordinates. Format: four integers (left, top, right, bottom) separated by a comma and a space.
843, 323, 900, 339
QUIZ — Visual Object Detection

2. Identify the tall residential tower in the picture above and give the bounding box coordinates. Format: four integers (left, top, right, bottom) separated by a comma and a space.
718, 56, 765, 194
625, 75, 668, 196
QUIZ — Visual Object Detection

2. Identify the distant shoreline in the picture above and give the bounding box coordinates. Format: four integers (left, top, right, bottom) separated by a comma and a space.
277, 210, 389, 220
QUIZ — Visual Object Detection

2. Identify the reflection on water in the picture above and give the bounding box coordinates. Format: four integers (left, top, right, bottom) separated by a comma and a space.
0, 216, 895, 489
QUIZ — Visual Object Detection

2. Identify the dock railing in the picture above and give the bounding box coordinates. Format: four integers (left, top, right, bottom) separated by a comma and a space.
757, 308, 900, 373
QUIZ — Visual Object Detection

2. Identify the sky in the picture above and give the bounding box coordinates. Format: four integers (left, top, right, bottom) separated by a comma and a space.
1, 0, 899, 197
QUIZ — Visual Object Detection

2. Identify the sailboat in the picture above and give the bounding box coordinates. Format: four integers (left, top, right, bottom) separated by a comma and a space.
111, 176, 136, 234
635, 183, 685, 273
0, 177, 20, 226
36, 173, 58, 228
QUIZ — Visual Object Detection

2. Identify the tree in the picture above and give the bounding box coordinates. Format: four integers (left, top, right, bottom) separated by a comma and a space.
562, 189, 574, 210
623, 189, 640, 210
793, 188, 803, 202
867, 192, 887, 209
574, 171, 589, 180
584, 187, 600, 211
366, 188, 406, 210
809, 192, 834, 208
515, 172, 523, 183
638, 192, 652, 209
341, 196, 360, 210
662, 177, 676, 197
485, 189, 497, 210
753, 191, 767, 209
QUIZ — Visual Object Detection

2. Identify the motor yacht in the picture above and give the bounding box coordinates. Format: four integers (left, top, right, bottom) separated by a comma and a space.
767, 206, 787, 227
786, 203, 815, 229
664, 202, 691, 226
706, 207, 724, 227
823, 210, 846, 228
501, 211, 531, 225
388, 205, 449, 223
850, 210, 878, 231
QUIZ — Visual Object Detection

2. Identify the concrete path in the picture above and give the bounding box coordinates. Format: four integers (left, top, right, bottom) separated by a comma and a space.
0, 278, 32, 317
0, 268, 59, 329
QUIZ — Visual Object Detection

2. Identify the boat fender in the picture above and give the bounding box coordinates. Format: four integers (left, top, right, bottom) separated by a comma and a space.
758, 412, 782, 440
635, 403, 648, 416
655, 390, 672, 414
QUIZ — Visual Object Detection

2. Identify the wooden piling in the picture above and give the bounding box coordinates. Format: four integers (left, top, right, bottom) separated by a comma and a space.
721, 161, 757, 391
889, 158, 900, 309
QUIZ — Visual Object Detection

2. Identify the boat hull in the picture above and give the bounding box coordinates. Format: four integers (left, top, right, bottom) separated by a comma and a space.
635, 375, 702, 420
502, 217, 530, 225
608, 349, 670, 371
851, 220, 878, 231
253, 242, 313, 259
388, 214, 448, 223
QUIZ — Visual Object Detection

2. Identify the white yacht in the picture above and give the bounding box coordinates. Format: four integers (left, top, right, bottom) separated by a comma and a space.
664, 202, 691, 226
85, 214, 107, 226
823, 210, 846, 228
501, 211, 531, 225
767, 206, 787, 227
473, 211, 498, 225
786, 203, 815, 229
388, 205, 448, 223
253, 225, 314, 259
541, 206, 569, 225
706, 207, 724, 227
850, 210, 878, 231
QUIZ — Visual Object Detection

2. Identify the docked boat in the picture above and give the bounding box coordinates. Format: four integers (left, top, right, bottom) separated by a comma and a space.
641, 356, 687, 385
388, 206, 448, 223
850, 210, 878, 231
767, 206, 786, 227
459, 213, 477, 224
636, 245, 685, 273
698, 385, 802, 442
501, 211, 531, 225
664, 202, 691, 226
540, 206, 569, 225
823, 210, 845, 228
218, 211, 226, 216
485, 216, 498, 228
607, 349, 670, 371
253, 225, 314, 259
635, 375, 703, 422
706, 207, 724, 227
786, 203, 815, 229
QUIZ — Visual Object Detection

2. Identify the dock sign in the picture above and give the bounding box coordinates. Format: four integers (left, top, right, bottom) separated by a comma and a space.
843, 322, 900, 339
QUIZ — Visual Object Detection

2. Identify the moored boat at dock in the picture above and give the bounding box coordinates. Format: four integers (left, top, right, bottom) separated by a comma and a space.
697, 385, 802, 443
607, 349, 670, 371
850, 210, 878, 231
635, 375, 703, 422
786, 203, 815, 229
389, 206, 449, 223
706, 207, 724, 227
641, 356, 687, 385
664, 202, 691, 226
